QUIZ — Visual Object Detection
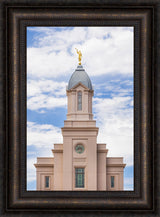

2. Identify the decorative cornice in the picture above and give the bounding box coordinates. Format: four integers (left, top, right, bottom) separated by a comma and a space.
34, 164, 54, 168
106, 164, 126, 168
53, 143, 63, 145
52, 149, 63, 153
66, 112, 93, 115
61, 127, 99, 131
97, 150, 108, 153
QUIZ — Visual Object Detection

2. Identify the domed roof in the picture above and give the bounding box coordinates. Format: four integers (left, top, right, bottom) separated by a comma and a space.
67, 65, 93, 90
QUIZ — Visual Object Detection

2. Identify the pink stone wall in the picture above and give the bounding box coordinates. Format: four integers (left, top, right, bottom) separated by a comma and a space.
34, 157, 54, 190
106, 157, 126, 190
52, 144, 63, 190
34, 154, 126, 191
97, 144, 108, 190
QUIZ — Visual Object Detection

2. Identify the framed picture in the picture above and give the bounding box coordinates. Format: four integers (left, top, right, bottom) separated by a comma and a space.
0, 0, 159, 216
27, 26, 133, 192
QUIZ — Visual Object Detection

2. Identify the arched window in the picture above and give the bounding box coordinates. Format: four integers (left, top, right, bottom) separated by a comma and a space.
77, 91, 82, 110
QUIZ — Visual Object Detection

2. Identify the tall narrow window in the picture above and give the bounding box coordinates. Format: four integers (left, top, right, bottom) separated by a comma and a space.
45, 176, 50, 188
111, 176, 114, 188
75, 168, 84, 188
77, 91, 82, 110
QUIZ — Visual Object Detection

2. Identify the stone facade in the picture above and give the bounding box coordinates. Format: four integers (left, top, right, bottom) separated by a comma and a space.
34, 65, 126, 191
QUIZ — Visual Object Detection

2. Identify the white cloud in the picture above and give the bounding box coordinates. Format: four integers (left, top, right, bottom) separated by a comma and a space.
27, 48, 75, 78
27, 27, 133, 79
94, 80, 133, 99
27, 79, 67, 97
94, 96, 133, 166
27, 121, 63, 149
27, 79, 67, 111
27, 94, 67, 111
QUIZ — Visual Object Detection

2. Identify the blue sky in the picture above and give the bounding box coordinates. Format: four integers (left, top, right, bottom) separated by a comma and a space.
27, 26, 134, 190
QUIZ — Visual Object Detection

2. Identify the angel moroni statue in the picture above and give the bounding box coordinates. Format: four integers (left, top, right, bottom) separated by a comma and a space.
75, 48, 82, 65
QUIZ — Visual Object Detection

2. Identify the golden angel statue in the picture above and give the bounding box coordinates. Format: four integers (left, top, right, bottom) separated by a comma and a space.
75, 48, 82, 65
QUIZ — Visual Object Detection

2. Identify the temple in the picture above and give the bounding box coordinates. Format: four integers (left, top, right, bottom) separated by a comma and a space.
34, 64, 126, 191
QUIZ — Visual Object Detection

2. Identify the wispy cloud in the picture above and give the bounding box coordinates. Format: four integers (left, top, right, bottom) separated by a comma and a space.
27, 27, 133, 78
27, 121, 63, 148
27, 79, 67, 97
94, 96, 133, 166
27, 80, 67, 112
27, 94, 67, 112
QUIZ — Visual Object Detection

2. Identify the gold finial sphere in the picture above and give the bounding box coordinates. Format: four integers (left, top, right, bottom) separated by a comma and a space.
75, 48, 82, 65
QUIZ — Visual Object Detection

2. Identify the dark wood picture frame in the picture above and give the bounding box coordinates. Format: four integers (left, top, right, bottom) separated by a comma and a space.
0, 0, 159, 216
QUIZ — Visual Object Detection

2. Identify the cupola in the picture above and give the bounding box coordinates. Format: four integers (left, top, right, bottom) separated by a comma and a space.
67, 65, 93, 91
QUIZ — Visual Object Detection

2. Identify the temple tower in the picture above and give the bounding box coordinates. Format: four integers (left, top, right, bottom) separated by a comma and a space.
62, 65, 99, 190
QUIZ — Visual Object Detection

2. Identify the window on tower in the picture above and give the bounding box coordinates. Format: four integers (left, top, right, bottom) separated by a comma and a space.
75, 168, 84, 188
45, 176, 50, 188
77, 91, 82, 110
111, 176, 114, 188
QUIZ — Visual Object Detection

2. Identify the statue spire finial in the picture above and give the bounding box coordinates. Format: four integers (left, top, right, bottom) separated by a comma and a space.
75, 48, 82, 65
